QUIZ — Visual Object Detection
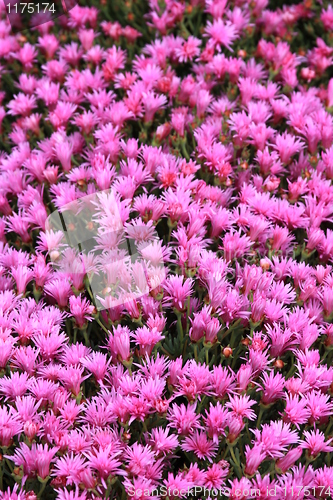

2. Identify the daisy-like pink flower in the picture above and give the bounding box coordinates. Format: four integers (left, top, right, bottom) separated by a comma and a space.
300, 430, 333, 457
162, 473, 195, 500
260, 371, 285, 405
167, 402, 201, 436
204, 19, 239, 52
53, 453, 86, 486
225, 394, 257, 421
7, 442, 59, 480
221, 230, 252, 262
163, 275, 193, 312
55, 486, 88, 500
204, 402, 228, 444
305, 390, 333, 425
44, 278, 73, 308
182, 430, 218, 462
84, 445, 125, 485
276, 446, 303, 473
283, 394, 311, 428
124, 443, 156, 477
69, 295, 95, 328
175, 36, 201, 63
0, 407, 22, 447
148, 427, 179, 456
244, 443, 267, 476
273, 132, 305, 164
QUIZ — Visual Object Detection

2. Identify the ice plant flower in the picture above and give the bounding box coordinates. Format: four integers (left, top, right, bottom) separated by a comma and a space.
0, 0, 333, 497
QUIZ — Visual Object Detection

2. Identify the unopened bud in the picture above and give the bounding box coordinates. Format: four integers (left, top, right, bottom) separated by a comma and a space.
223, 347, 233, 358
24, 420, 39, 440
26, 493, 38, 500
155, 398, 169, 414
274, 359, 284, 369
260, 258, 271, 271
309, 155, 318, 166
49, 250, 60, 262
123, 432, 131, 441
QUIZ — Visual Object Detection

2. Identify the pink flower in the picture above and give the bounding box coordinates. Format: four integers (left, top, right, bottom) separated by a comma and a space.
181, 431, 218, 462
142, 92, 167, 123
226, 394, 256, 420
276, 446, 303, 473
204, 19, 239, 52
176, 36, 201, 63
260, 371, 285, 405
84, 445, 125, 484
273, 132, 305, 164
204, 402, 228, 444
55, 486, 87, 500
7, 443, 59, 480
163, 275, 193, 312
13, 43, 38, 70
69, 295, 95, 327
0, 407, 22, 447
284, 394, 311, 428
300, 430, 333, 457
148, 427, 179, 456
221, 230, 252, 262
167, 403, 201, 436
44, 278, 73, 308
244, 443, 267, 476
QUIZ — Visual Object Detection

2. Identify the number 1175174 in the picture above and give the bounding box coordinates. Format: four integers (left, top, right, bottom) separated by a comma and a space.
283, 486, 331, 497
6, 3, 56, 13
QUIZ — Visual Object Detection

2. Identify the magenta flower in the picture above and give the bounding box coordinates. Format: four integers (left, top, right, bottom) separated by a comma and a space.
182, 430, 218, 462
0, 1, 333, 497
300, 430, 333, 458
204, 19, 239, 52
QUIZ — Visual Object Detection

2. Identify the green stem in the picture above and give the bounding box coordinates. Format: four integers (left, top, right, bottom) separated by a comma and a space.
66, 318, 72, 338
95, 317, 110, 335
0, 460, 3, 492
180, 139, 190, 160
186, 295, 191, 335
256, 405, 265, 429
228, 445, 242, 478
182, 337, 188, 359
38, 480, 47, 499
176, 312, 184, 345
161, 346, 172, 357
285, 355, 296, 379
229, 446, 238, 464
83, 328, 90, 347
121, 485, 126, 500
105, 480, 113, 498
325, 418, 333, 437
196, 395, 207, 414
322, 351, 328, 362
194, 344, 198, 363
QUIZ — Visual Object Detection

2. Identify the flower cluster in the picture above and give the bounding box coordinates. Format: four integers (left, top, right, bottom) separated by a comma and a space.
0, 0, 333, 499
